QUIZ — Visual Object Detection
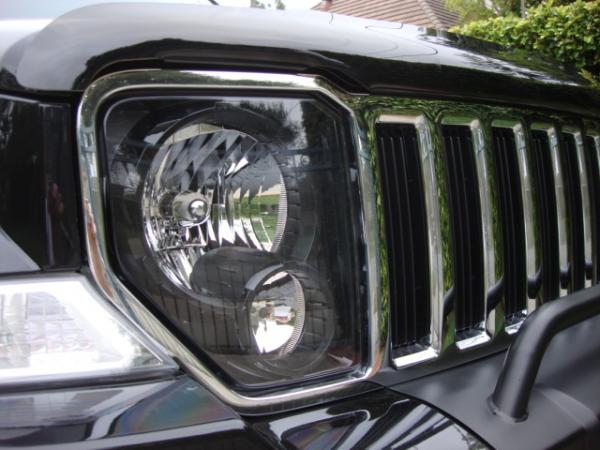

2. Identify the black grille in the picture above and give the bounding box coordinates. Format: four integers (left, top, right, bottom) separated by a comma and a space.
441, 124, 484, 332
561, 133, 585, 291
492, 127, 527, 317
530, 130, 560, 301
376, 123, 430, 351
378, 116, 599, 363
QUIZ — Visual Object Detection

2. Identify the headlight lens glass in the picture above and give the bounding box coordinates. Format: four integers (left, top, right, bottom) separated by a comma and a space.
103, 94, 364, 388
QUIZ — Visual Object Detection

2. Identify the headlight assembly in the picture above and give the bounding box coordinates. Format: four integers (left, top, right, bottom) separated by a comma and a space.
102, 93, 366, 388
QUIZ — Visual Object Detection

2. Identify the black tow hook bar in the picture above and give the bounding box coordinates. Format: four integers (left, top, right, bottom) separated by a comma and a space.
490, 283, 600, 421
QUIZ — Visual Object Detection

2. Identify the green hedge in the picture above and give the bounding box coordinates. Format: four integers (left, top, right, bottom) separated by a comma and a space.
453, 1, 600, 84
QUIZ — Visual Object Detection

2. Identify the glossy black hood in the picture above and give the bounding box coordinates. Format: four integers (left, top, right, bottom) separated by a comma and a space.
0, 2, 599, 115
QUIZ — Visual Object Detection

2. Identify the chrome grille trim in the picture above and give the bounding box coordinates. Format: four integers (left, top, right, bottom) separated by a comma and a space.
472, 119, 503, 341
376, 114, 444, 368
569, 130, 593, 288
491, 120, 536, 334
379, 107, 598, 364
439, 116, 493, 350
514, 123, 541, 315
416, 115, 446, 356
76, 69, 600, 402
550, 126, 570, 297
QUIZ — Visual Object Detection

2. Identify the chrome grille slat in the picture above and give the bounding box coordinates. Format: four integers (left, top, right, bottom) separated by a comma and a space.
587, 134, 600, 284
514, 124, 542, 314
491, 124, 528, 333
577, 132, 594, 288
472, 121, 503, 340
561, 131, 586, 291
414, 116, 446, 356
530, 128, 561, 301
548, 127, 570, 297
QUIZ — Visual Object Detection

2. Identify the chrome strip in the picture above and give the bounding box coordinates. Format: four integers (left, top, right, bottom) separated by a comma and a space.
594, 136, 600, 183
548, 127, 569, 296
416, 116, 446, 355
593, 135, 600, 285
514, 124, 540, 314
455, 332, 491, 350
77, 70, 385, 410
471, 120, 500, 340
393, 347, 438, 368
573, 132, 593, 287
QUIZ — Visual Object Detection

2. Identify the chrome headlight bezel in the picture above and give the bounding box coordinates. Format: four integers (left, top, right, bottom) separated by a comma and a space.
77, 70, 384, 411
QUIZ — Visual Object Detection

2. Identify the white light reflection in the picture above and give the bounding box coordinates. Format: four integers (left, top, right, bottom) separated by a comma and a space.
0, 276, 175, 384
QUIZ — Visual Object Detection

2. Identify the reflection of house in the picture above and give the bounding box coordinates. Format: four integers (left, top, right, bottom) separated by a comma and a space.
313, 0, 458, 30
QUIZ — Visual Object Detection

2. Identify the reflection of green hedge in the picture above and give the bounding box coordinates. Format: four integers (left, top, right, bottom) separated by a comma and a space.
453, 1, 600, 85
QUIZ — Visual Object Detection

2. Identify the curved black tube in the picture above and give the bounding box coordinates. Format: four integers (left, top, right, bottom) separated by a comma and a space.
490, 283, 600, 421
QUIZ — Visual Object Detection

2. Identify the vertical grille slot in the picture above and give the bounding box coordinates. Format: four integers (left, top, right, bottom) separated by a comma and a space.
587, 135, 600, 283
491, 127, 527, 319
376, 122, 431, 352
441, 124, 484, 334
561, 132, 585, 290
530, 129, 560, 301
575, 134, 593, 286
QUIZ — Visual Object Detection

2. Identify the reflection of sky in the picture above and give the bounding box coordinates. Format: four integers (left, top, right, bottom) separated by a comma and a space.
0, 0, 315, 19
219, 0, 317, 8
0, 0, 212, 19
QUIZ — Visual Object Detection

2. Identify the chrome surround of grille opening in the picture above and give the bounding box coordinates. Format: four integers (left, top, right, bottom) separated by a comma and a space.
589, 131, 600, 284
440, 116, 494, 350
376, 114, 443, 368
77, 70, 385, 411
532, 123, 569, 297
591, 134, 600, 195
492, 120, 539, 333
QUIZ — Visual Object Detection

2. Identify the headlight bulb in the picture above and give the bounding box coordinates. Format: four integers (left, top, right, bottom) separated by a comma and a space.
143, 126, 288, 291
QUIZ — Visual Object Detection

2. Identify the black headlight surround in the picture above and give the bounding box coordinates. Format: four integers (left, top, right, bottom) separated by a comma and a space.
99, 88, 369, 391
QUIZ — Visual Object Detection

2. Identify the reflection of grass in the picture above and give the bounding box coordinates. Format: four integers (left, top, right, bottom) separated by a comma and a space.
237, 194, 281, 242
260, 214, 278, 233
255, 194, 280, 205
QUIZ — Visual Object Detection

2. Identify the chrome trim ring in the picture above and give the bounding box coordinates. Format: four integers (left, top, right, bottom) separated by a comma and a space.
77, 70, 385, 410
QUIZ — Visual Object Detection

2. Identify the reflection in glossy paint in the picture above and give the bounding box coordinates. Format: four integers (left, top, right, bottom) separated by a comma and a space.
0, 377, 237, 446
253, 388, 487, 450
